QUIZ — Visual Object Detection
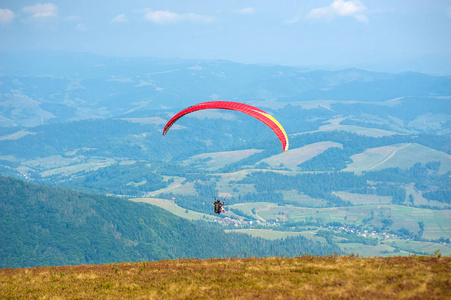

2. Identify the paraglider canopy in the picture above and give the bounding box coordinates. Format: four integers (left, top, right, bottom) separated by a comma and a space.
163, 101, 289, 152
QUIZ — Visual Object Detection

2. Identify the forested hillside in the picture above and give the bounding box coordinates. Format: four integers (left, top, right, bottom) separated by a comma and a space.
0, 176, 339, 268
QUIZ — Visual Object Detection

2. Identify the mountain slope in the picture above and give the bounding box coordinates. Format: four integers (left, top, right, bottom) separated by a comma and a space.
0, 176, 339, 268
1, 256, 450, 299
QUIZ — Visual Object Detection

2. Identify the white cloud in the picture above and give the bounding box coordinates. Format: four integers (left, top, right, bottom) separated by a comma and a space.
145, 10, 179, 24
22, 2, 57, 18
111, 14, 128, 23
308, 6, 334, 21
447, 6, 451, 18
234, 7, 255, 15
307, 0, 368, 23
283, 16, 301, 25
144, 9, 213, 25
331, 0, 365, 16
0, 8, 15, 23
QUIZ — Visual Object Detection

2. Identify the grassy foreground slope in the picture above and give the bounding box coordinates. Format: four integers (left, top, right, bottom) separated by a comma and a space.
1, 256, 450, 299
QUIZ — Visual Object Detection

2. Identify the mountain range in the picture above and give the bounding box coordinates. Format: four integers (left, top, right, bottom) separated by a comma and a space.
1, 52, 450, 128
0, 52, 450, 265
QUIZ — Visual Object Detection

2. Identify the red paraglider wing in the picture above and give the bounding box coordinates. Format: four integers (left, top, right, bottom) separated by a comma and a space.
163, 101, 289, 152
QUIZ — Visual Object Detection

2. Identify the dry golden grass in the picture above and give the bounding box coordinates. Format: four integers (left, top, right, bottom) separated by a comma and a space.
1, 256, 450, 299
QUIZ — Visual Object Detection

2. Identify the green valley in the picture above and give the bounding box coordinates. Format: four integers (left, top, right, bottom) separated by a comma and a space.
0, 56, 450, 267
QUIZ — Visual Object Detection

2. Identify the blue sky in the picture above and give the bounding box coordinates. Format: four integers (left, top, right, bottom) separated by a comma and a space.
1, 0, 450, 73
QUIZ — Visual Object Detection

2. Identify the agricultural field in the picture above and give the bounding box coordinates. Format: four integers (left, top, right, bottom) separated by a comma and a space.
282, 190, 329, 207
181, 149, 263, 170
0, 153, 123, 178
317, 117, 399, 137
0, 130, 36, 141
383, 239, 451, 256
404, 183, 450, 209
1, 256, 449, 299
224, 229, 305, 240
131, 197, 216, 221
229, 202, 450, 237
257, 141, 343, 171
332, 191, 392, 206
225, 202, 451, 256
146, 176, 196, 197
337, 242, 409, 257
345, 143, 451, 174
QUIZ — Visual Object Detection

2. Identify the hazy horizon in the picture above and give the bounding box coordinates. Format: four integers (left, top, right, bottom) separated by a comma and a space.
1, 0, 451, 74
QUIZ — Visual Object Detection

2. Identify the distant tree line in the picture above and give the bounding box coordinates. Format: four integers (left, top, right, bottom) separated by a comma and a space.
232, 163, 450, 207
315, 230, 378, 246
55, 162, 168, 196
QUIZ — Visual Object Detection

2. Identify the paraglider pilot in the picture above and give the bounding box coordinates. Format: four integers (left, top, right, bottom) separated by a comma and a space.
213, 197, 225, 214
